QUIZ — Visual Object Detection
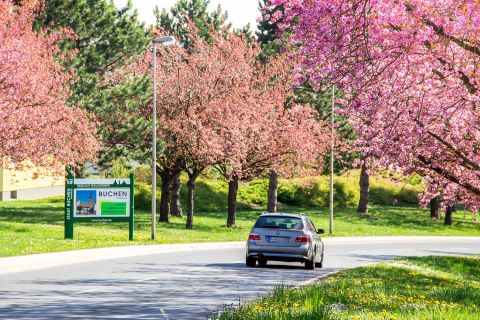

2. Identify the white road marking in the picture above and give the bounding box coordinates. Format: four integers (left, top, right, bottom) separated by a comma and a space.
136, 277, 158, 282
73, 289, 97, 294
399, 249, 416, 251
348, 251, 366, 253
187, 267, 206, 272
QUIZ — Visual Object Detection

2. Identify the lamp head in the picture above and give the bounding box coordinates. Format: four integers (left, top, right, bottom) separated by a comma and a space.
153, 36, 176, 46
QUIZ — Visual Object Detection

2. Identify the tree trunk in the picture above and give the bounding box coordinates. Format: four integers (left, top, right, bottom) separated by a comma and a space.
267, 171, 278, 213
430, 196, 439, 218
444, 205, 453, 226
357, 162, 370, 214
170, 172, 183, 218
159, 172, 172, 223
186, 172, 200, 230
227, 177, 239, 228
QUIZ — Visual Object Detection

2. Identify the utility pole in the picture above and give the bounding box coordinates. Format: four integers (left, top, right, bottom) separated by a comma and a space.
330, 86, 335, 235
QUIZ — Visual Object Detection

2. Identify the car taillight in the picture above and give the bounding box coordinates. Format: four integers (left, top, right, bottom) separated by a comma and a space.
249, 233, 261, 240
295, 236, 310, 242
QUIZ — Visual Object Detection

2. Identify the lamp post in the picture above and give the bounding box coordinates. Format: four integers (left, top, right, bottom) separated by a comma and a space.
152, 36, 176, 240
330, 86, 335, 235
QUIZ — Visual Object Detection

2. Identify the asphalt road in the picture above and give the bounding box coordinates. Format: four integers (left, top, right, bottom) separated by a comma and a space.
1, 238, 480, 320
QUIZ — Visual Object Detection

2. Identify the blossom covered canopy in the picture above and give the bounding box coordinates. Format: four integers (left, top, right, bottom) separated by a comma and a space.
267, 0, 480, 211
0, 0, 99, 174
128, 22, 330, 180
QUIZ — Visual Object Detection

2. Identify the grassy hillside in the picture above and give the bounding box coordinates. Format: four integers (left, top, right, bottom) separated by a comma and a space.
133, 168, 423, 212
277, 170, 422, 207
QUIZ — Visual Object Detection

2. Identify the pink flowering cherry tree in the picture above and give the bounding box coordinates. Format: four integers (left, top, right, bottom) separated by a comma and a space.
215, 53, 331, 227
139, 23, 266, 229
0, 0, 99, 175
125, 21, 334, 229
266, 0, 480, 221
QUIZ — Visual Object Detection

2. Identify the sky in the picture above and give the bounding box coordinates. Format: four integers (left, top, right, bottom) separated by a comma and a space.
113, 0, 262, 31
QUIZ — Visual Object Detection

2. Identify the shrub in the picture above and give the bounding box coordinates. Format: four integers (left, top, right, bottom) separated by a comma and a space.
134, 182, 159, 211
110, 157, 132, 178
369, 175, 420, 205
134, 165, 152, 184
179, 176, 252, 212
406, 174, 423, 186
277, 178, 357, 207
238, 179, 269, 206
277, 181, 298, 206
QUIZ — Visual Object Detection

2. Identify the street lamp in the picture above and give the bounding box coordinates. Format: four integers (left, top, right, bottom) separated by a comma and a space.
330, 86, 335, 235
152, 36, 176, 240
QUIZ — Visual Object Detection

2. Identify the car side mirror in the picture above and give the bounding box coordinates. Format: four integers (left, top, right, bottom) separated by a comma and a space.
317, 229, 325, 235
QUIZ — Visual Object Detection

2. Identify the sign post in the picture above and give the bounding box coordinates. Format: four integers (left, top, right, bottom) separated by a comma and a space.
129, 173, 134, 241
65, 168, 75, 239
64, 171, 135, 240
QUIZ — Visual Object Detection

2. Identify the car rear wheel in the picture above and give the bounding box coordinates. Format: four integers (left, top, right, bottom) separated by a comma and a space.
258, 260, 267, 267
305, 258, 315, 270
246, 255, 256, 267
315, 250, 324, 268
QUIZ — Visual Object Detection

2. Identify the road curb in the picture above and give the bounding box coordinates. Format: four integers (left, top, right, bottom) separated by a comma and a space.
323, 236, 480, 244
1, 236, 479, 275
0, 242, 244, 276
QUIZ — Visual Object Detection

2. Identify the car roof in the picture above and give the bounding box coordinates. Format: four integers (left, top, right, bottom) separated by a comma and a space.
259, 213, 304, 219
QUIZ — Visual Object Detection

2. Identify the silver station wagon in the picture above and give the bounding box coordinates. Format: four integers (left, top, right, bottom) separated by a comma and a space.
246, 212, 325, 269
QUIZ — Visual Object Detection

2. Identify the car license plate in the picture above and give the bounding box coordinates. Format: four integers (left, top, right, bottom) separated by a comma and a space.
267, 236, 288, 243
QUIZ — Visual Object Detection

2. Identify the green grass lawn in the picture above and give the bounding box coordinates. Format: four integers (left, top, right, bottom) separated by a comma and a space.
219, 255, 480, 320
0, 196, 479, 257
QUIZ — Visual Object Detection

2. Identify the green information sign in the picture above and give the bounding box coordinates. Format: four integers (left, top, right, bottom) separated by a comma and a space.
64, 170, 135, 240
102, 202, 127, 216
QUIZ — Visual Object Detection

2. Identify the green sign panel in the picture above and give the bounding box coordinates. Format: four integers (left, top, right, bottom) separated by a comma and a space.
64, 171, 135, 240
101, 202, 127, 215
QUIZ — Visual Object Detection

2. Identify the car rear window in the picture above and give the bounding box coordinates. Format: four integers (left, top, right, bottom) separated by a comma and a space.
254, 216, 303, 230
